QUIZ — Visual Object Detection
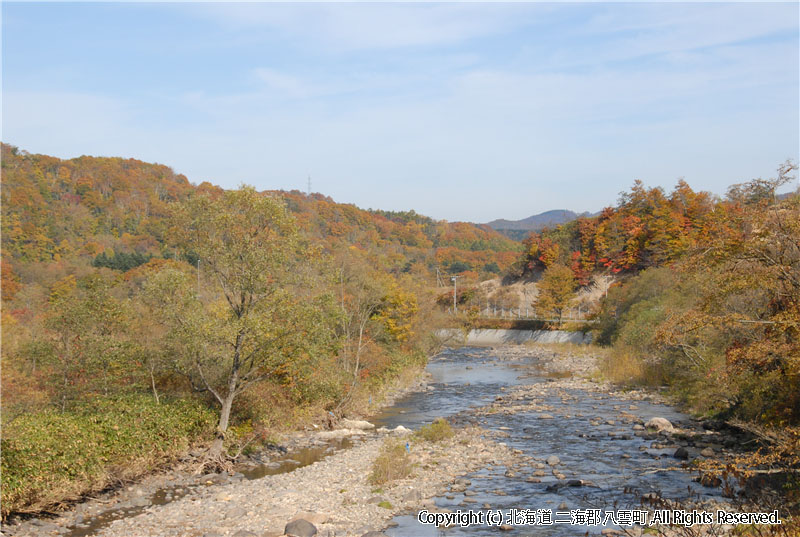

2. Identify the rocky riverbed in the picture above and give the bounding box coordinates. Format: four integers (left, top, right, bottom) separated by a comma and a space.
3, 345, 772, 537
92, 426, 516, 537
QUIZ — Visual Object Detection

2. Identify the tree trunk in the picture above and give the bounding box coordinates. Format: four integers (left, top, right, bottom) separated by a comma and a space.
208, 331, 243, 459
209, 391, 234, 458
149, 363, 160, 404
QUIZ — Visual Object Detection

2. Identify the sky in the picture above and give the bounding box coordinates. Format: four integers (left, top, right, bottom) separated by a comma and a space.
2, 2, 799, 223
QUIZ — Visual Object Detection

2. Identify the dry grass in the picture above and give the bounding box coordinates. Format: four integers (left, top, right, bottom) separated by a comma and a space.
597, 346, 665, 386
368, 439, 414, 485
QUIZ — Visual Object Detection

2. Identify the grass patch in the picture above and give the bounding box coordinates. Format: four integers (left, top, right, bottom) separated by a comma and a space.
377, 501, 393, 509
1, 394, 215, 517
597, 345, 665, 387
413, 418, 454, 443
542, 370, 573, 379
368, 439, 414, 485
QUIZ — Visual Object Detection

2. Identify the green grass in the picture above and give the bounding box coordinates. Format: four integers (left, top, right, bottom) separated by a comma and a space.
1, 394, 214, 517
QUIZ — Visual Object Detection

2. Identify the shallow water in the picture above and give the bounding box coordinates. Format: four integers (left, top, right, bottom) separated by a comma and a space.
64, 346, 716, 537
379, 347, 720, 536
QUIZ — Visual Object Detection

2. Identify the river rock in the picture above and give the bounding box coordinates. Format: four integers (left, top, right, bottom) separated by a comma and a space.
285, 518, 317, 537
645, 417, 675, 432
546, 455, 560, 466
291, 512, 329, 525
700, 447, 715, 457
316, 429, 363, 440
673, 447, 689, 460
232, 531, 258, 537
341, 419, 375, 430
361, 533, 389, 537
392, 425, 412, 435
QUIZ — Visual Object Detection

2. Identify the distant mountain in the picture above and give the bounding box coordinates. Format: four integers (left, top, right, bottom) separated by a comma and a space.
485, 210, 594, 241
487, 209, 589, 231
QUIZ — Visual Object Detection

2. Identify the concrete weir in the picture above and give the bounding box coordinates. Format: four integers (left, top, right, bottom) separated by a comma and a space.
436, 328, 592, 345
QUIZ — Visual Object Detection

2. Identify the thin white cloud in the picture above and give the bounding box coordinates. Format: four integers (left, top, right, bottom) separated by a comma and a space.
187, 3, 542, 50
252, 67, 310, 97
3, 3, 797, 221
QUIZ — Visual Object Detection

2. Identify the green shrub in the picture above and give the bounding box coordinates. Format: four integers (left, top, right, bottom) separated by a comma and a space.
414, 418, 454, 443
1, 394, 214, 517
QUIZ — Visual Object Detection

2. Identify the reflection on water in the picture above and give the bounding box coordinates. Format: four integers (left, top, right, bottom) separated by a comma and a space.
240, 437, 354, 480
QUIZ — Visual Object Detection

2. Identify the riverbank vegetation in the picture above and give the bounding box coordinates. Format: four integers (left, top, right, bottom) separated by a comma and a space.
509, 162, 800, 515
2, 142, 798, 519
509, 161, 799, 429
0, 143, 519, 517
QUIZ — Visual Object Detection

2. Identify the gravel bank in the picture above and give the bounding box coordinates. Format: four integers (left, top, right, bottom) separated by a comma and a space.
93, 427, 515, 537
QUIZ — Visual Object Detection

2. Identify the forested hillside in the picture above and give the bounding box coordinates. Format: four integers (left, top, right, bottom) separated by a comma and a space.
0, 144, 519, 516
0, 144, 519, 286
2, 143, 798, 519
507, 163, 799, 427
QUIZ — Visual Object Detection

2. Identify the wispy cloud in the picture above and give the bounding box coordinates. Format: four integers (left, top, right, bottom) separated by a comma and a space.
187, 3, 542, 50
2, 2, 797, 221
252, 67, 310, 97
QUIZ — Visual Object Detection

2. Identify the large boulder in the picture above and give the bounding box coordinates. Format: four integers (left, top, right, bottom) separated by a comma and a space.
645, 417, 675, 433
341, 419, 375, 430
291, 512, 329, 526
284, 519, 317, 537
315, 429, 364, 440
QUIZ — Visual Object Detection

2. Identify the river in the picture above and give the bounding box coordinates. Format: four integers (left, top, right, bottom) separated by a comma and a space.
52, 345, 724, 537
372, 346, 723, 536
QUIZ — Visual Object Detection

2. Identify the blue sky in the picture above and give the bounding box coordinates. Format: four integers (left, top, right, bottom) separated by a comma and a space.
3, 2, 798, 222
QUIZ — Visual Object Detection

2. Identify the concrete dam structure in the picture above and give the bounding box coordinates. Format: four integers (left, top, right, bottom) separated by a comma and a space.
436, 328, 592, 345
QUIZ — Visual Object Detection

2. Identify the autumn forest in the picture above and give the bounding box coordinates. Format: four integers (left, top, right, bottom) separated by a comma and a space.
1, 143, 798, 522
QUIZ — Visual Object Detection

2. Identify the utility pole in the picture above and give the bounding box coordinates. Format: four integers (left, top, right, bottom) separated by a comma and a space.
307, 175, 311, 196
451, 275, 459, 315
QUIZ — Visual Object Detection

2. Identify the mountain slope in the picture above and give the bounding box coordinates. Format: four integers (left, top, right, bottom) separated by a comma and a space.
0, 144, 521, 291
